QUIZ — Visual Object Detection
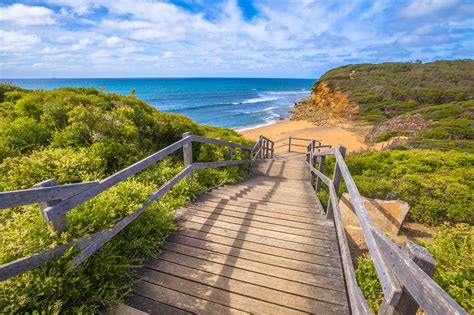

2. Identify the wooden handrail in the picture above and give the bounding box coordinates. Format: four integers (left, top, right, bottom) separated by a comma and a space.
304, 140, 467, 314
0, 133, 263, 282
0, 181, 99, 209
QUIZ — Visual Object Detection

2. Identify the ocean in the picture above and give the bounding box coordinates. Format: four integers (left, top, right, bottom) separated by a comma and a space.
1, 78, 314, 130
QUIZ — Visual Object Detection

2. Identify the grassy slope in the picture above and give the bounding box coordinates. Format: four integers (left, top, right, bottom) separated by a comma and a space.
314, 62, 474, 311
319, 60, 474, 151
0, 85, 253, 313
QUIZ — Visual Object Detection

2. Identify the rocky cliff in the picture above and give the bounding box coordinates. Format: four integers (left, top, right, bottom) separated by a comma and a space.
290, 81, 357, 125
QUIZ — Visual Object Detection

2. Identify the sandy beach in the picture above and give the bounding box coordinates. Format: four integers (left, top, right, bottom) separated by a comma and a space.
240, 120, 375, 153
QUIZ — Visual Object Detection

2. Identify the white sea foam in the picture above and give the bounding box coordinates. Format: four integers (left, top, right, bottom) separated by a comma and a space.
235, 119, 279, 131
244, 106, 278, 114
241, 96, 279, 104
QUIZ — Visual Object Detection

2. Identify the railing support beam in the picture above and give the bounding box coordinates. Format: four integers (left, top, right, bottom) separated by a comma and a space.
34, 179, 68, 235
182, 132, 193, 177
326, 145, 346, 220
379, 241, 436, 315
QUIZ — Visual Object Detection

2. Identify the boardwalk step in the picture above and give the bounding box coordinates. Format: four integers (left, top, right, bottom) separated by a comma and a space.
126, 152, 349, 313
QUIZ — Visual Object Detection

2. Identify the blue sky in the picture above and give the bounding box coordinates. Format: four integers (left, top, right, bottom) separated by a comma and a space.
0, 0, 473, 78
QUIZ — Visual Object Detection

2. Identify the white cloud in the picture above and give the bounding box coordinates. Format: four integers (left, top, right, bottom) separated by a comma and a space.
0, 30, 41, 52
70, 38, 94, 51
401, 0, 457, 18
163, 51, 174, 59
0, 4, 55, 26
106, 36, 122, 46
41, 47, 60, 54
1, 0, 472, 78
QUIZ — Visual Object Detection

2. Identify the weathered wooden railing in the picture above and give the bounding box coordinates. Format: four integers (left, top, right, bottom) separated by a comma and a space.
0, 133, 270, 282
305, 141, 467, 315
252, 135, 274, 160
273, 136, 331, 152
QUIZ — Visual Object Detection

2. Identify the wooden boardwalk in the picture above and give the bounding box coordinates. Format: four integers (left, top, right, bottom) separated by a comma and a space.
122, 152, 349, 314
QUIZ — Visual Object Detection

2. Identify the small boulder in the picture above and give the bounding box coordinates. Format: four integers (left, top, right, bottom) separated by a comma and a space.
339, 193, 410, 236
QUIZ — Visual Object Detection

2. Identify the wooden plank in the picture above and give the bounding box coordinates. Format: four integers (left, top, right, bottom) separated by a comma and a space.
310, 165, 332, 186
201, 192, 319, 213
326, 145, 346, 219
306, 149, 335, 157
191, 135, 252, 151
142, 259, 348, 313
107, 302, 149, 315
0, 181, 98, 209
137, 269, 304, 314
379, 241, 436, 315
176, 207, 336, 240
290, 137, 313, 141
195, 196, 326, 220
372, 229, 467, 315
173, 229, 341, 266
334, 149, 402, 304
44, 136, 192, 221
167, 234, 342, 275
218, 185, 315, 198
34, 179, 68, 234
0, 243, 70, 281
182, 204, 334, 231
176, 220, 340, 257
174, 211, 337, 244
159, 243, 344, 289
217, 186, 315, 200
125, 294, 192, 315
183, 200, 331, 226
0, 232, 95, 281
315, 156, 326, 192
72, 166, 192, 267
133, 281, 248, 315
182, 132, 193, 178
329, 185, 372, 314
290, 144, 310, 148
212, 188, 318, 207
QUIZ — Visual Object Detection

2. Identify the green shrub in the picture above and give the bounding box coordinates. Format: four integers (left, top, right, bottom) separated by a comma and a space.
355, 255, 383, 312
0, 85, 253, 313
424, 224, 474, 312
355, 225, 473, 313
322, 150, 474, 225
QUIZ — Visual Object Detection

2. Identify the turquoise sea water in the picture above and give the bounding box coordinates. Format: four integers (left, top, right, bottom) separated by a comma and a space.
2, 78, 314, 129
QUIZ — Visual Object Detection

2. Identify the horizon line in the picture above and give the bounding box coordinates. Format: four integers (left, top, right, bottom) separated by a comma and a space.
0, 76, 316, 80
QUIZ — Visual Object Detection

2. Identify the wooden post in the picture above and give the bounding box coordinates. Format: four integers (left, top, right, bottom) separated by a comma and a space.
265, 139, 270, 158
316, 156, 325, 192
379, 241, 436, 315
307, 141, 313, 163
34, 179, 67, 235
288, 136, 292, 152
228, 146, 233, 160
326, 145, 346, 219
182, 132, 193, 176
260, 138, 264, 159
270, 141, 274, 158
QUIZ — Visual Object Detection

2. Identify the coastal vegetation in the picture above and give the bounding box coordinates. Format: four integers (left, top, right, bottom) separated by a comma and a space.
303, 61, 474, 312
0, 85, 252, 313
293, 60, 474, 151
320, 149, 473, 312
